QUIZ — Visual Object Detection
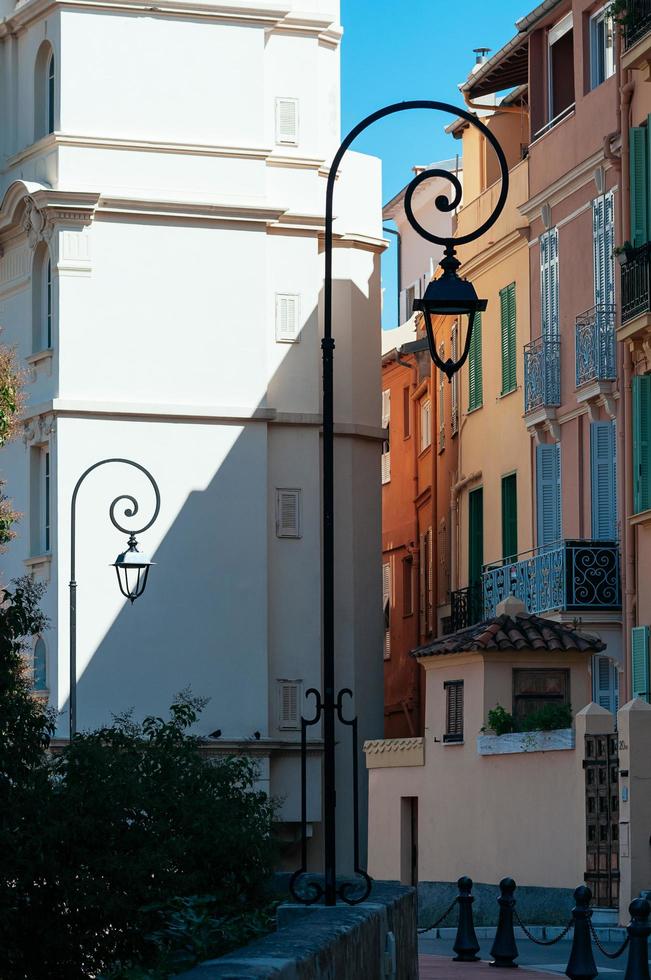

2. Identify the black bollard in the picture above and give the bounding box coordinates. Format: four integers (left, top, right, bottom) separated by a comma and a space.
565, 885, 597, 980
490, 877, 519, 968
623, 897, 651, 980
453, 875, 481, 963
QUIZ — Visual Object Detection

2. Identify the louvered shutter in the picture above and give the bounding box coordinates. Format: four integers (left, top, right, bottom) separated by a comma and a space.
536, 443, 562, 549
630, 127, 648, 248
500, 283, 516, 394
549, 228, 559, 338
382, 389, 391, 427
276, 97, 299, 144
604, 191, 615, 308
632, 626, 650, 701
383, 561, 391, 659
540, 231, 550, 337
593, 196, 606, 308
275, 294, 300, 342
468, 312, 483, 411
593, 655, 617, 712
427, 527, 433, 632
633, 375, 651, 513
278, 680, 301, 729
444, 680, 464, 742
590, 421, 616, 539
419, 533, 426, 636
451, 324, 459, 434
276, 489, 301, 538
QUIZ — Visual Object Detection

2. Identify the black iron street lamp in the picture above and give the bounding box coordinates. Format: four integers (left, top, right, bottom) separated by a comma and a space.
69, 458, 160, 739
290, 101, 509, 908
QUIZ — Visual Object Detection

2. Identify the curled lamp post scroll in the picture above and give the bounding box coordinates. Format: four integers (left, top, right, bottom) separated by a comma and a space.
290, 101, 508, 907
69, 458, 161, 739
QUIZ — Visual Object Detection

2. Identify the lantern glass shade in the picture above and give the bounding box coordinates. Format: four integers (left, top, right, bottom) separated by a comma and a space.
113, 540, 154, 603
412, 269, 488, 379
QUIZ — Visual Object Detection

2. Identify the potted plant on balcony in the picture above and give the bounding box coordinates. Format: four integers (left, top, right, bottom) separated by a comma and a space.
608, 1, 636, 33
614, 241, 634, 266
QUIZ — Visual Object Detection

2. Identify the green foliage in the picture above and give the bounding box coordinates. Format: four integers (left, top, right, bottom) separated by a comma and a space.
609, 0, 636, 29
0, 603, 278, 980
520, 702, 573, 732
484, 704, 516, 736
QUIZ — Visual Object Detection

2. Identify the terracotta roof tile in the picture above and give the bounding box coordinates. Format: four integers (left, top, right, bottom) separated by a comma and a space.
412, 612, 605, 658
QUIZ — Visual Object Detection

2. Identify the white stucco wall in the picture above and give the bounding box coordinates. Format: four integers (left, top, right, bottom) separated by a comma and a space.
0, 0, 384, 870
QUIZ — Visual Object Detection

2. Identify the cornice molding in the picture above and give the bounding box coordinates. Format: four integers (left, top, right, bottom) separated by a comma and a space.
519, 149, 610, 220
459, 227, 529, 279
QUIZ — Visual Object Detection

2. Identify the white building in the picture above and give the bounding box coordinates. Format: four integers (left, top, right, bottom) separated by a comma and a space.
0, 0, 384, 869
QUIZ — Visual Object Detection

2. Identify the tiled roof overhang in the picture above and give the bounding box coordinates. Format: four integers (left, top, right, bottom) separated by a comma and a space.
412, 613, 606, 658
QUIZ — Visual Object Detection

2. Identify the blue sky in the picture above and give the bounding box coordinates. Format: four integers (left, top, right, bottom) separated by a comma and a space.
339, 0, 526, 327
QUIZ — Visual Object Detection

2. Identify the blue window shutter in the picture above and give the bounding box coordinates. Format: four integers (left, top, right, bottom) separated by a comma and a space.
536, 443, 561, 549
590, 421, 616, 539
593, 654, 617, 713
632, 626, 650, 701
593, 197, 605, 307
630, 127, 648, 248
633, 374, 651, 513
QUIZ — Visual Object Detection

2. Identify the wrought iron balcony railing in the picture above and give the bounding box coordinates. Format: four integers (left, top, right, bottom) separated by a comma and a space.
575, 305, 616, 387
621, 243, 651, 324
482, 540, 621, 618
442, 584, 483, 635
524, 337, 561, 413
625, 0, 651, 51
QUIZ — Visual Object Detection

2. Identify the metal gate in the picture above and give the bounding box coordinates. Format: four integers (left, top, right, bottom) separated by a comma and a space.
584, 732, 619, 908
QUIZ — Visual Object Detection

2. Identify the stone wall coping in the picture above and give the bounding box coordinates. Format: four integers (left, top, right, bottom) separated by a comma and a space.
363, 736, 423, 754
477, 727, 575, 756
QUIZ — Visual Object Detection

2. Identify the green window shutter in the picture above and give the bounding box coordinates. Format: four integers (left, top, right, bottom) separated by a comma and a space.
630, 127, 648, 248
500, 284, 517, 395
633, 374, 651, 513
632, 626, 650, 701
468, 486, 484, 588
468, 312, 483, 411
501, 473, 518, 562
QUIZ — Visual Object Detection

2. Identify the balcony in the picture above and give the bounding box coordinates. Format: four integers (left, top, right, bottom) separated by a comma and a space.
482, 540, 621, 619
442, 584, 483, 635
524, 337, 560, 414
624, 0, 651, 56
575, 305, 616, 388
621, 244, 651, 338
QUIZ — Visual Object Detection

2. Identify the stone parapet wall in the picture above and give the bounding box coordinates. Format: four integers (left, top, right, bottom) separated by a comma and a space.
177, 882, 417, 980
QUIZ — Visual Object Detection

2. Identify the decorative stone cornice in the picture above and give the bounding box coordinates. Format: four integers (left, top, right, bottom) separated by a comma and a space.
23, 412, 56, 446
364, 737, 424, 768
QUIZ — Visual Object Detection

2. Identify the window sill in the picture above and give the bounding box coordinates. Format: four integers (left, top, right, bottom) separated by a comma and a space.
442, 737, 464, 745
24, 554, 52, 582
26, 349, 53, 379
498, 386, 518, 400
418, 444, 432, 458
477, 728, 574, 756
466, 404, 483, 415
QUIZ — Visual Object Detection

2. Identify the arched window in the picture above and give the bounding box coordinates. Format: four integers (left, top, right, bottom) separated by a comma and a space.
33, 637, 47, 690
32, 243, 53, 352
34, 42, 55, 142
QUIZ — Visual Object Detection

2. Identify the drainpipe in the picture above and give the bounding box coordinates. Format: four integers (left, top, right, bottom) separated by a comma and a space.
450, 470, 482, 592
383, 225, 401, 327
620, 64, 635, 703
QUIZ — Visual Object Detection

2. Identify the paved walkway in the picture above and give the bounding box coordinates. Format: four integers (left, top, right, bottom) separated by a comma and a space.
419, 954, 556, 977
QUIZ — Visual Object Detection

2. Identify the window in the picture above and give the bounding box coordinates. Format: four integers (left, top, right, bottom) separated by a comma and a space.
592, 655, 618, 713
451, 323, 459, 434
382, 389, 391, 484
540, 229, 559, 339
630, 123, 651, 248
32, 245, 53, 352
590, 6, 615, 90
591, 421, 617, 539
405, 284, 416, 320
34, 42, 55, 141
547, 14, 574, 125
593, 193, 614, 309
275, 488, 301, 538
275, 98, 298, 145
402, 557, 413, 616
278, 679, 302, 730
403, 386, 411, 439
30, 447, 51, 555
500, 283, 517, 394
633, 374, 651, 514
501, 473, 518, 563
275, 294, 300, 343
438, 346, 445, 452
419, 397, 431, 452
513, 668, 569, 729
632, 626, 650, 701
419, 528, 433, 636
536, 442, 562, 549
444, 680, 464, 743
383, 561, 391, 659
468, 487, 483, 588
33, 637, 47, 691
468, 312, 482, 411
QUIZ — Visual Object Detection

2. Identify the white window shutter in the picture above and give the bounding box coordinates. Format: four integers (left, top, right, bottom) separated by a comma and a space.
275, 294, 300, 343
276, 488, 301, 538
383, 561, 391, 659
382, 389, 391, 427
276, 97, 299, 145
278, 679, 302, 730
381, 444, 391, 484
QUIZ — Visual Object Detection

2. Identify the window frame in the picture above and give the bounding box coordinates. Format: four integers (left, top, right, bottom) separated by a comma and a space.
589, 4, 615, 90
512, 667, 570, 728
402, 556, 414, 617
444, 679, 464, 743
419, 397, 432, 453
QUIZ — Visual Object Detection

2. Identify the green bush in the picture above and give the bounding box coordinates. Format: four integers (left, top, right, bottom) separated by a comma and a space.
520, 702, 573, 732
484, 704, 516, 736
0, 580, 278, 979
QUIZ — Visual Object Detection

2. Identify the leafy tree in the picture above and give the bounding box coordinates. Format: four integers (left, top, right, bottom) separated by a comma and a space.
0, 334, 23, 551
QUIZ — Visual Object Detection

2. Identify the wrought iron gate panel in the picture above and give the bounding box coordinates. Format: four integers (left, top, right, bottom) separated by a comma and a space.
584, 732, 619, 908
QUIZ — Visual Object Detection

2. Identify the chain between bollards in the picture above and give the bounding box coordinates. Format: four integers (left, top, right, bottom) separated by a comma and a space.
417, 896, 459, 934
